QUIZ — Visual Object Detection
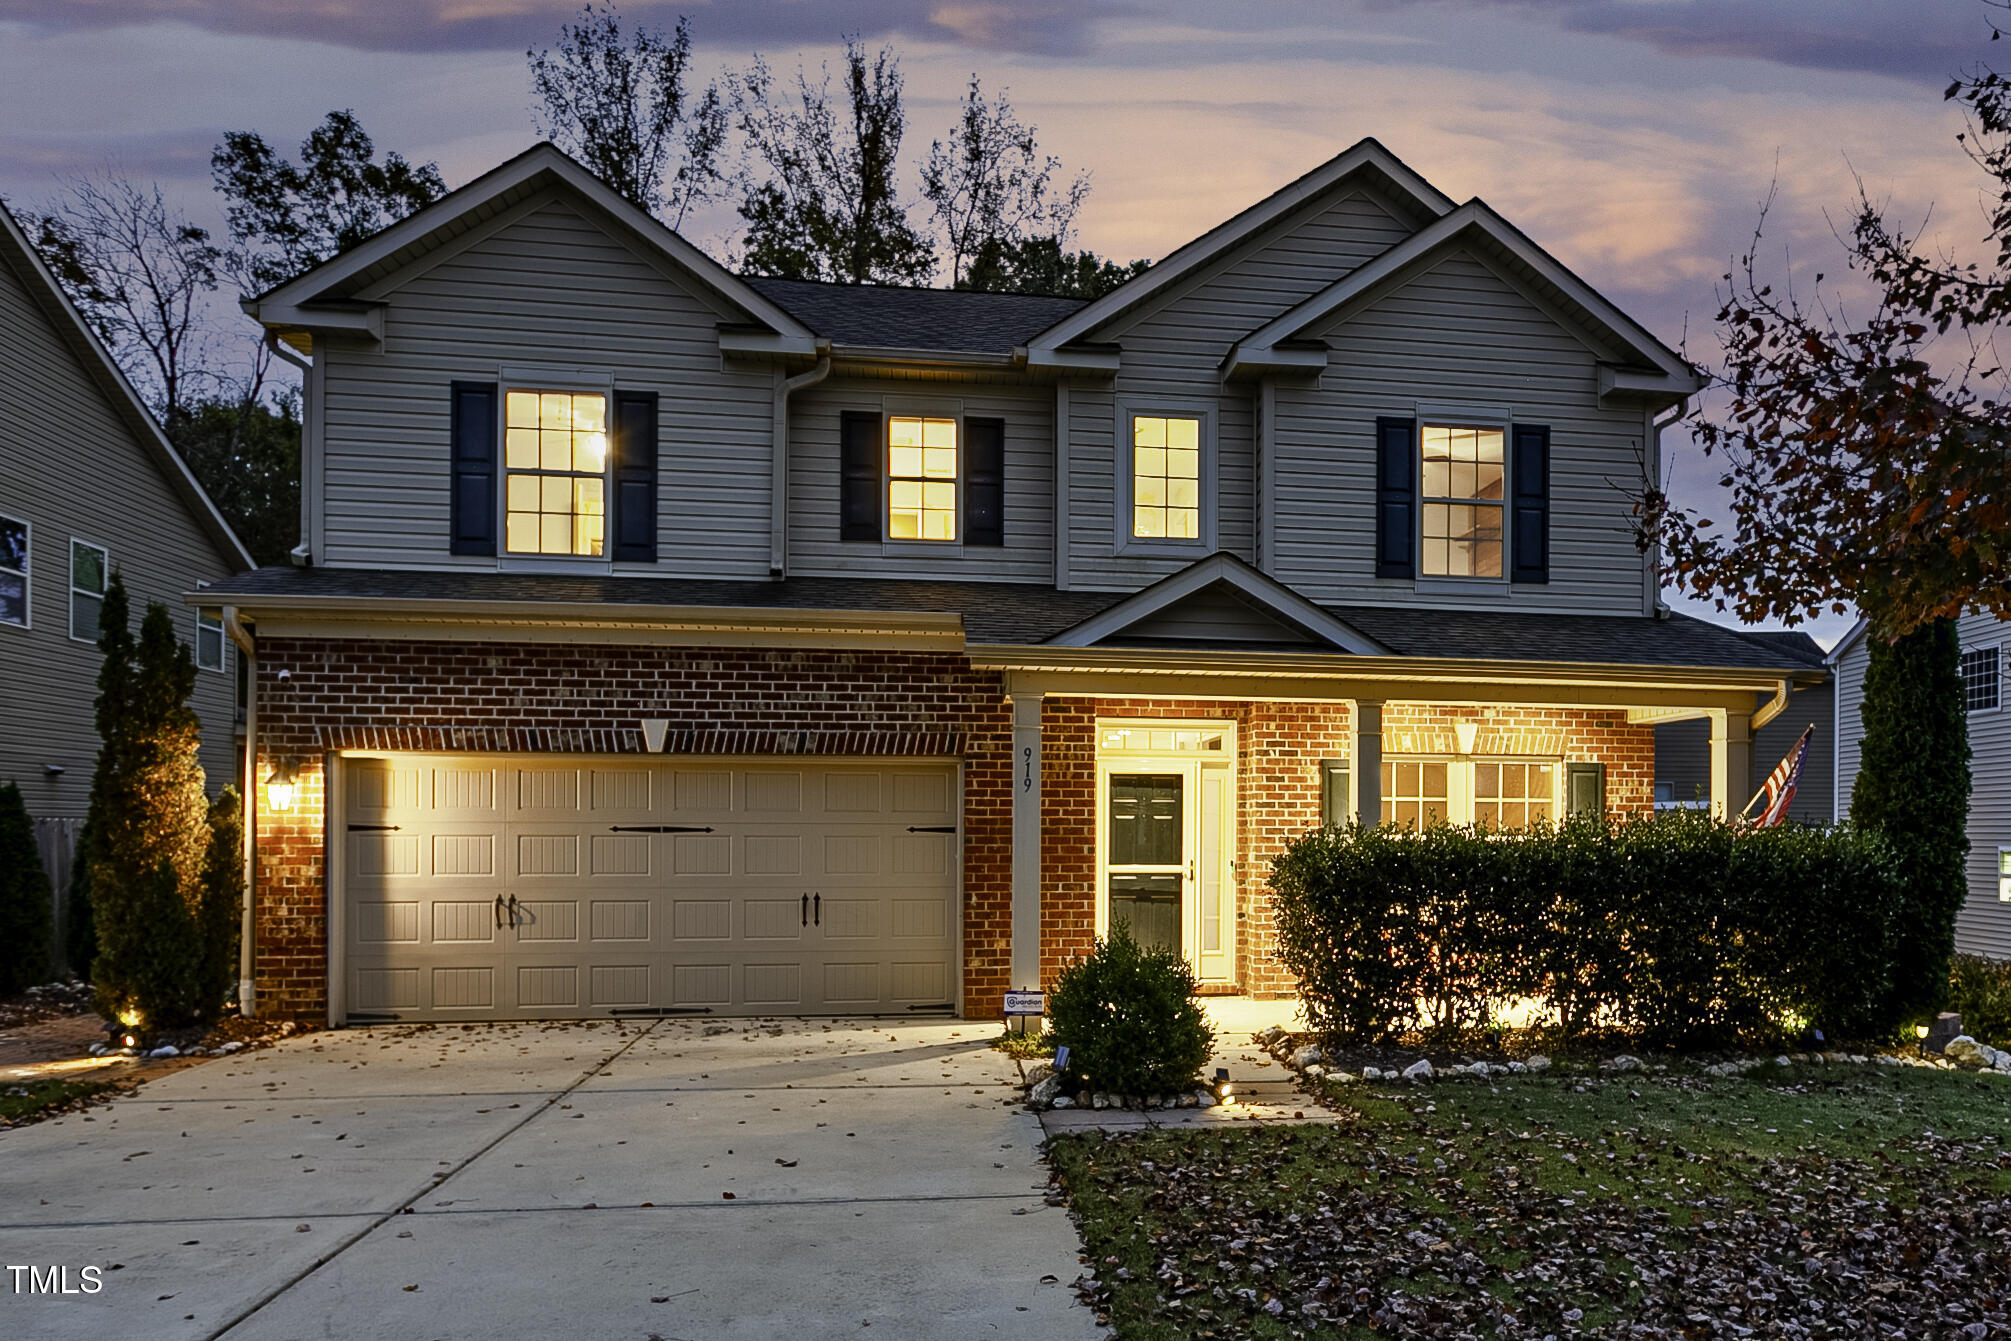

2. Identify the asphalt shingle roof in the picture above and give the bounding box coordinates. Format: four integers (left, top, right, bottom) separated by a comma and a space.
205, 566, 1821, 674
742, 277, 1085, 354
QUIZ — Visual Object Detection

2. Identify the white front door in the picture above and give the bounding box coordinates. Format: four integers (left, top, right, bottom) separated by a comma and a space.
1096, 755, 1235, 985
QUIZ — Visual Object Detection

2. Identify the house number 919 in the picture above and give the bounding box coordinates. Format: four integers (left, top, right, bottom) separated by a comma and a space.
1021, 745, 1035, 793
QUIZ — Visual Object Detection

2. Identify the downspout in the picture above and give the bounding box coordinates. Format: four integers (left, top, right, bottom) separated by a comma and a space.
769, 349, 832, 575
264, 330, 314, 566
224, 606, 257, 1016
1751, 677, 1792, 732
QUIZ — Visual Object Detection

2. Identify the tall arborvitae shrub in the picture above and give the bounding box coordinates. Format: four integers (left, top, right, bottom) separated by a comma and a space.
1850, 618, 1973, 1020
64, 570, 139, 976
87, 582, 216, 1029
198, 787, 244, 1015
0, 781, 53, 993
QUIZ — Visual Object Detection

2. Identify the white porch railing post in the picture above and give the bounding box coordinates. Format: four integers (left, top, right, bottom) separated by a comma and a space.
1009, 692, 1044, 990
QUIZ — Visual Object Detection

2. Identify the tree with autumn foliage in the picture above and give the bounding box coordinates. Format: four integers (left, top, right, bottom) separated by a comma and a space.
1639, 21, 2011, 1020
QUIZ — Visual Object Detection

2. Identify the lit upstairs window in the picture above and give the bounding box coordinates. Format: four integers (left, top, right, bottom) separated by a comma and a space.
504, 389, 607, 556
1421, 424, 1504, 578
889, 416, 957, 541
1132, 415, 1200, 540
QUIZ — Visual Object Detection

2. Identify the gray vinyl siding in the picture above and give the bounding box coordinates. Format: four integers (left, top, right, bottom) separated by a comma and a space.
784, 378, 1054, 582
0, 251, 240, 820
1833, 612, 2011, 959
317, 195, 776, 578
1067, 190, 1417, 590
1118, 587, 1315, 644
1273, 251, 1649, 612
1653, 686, 1834, 821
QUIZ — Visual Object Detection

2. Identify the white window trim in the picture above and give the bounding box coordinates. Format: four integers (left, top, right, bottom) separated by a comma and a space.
1961, 642, 2002, 715
1412, 403, 1512, 591
495, 371, 618, 573
1381, 753, 1563, 827
0, 511, 28, 631
878, 398, 967, 555
68, 536, 108, 644
193, 583, 227, 674
1115, 399, 1217, 557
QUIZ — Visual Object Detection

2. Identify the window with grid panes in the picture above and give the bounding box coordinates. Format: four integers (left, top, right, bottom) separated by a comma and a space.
1473, 761, 1557, 829
1960, 644, 2001, 713
1131, 415, 1201, 540
1380, 759, 1449, 831
504, 389, 607, 556
888, 416, 957, 541
1420, 424, 1505, 578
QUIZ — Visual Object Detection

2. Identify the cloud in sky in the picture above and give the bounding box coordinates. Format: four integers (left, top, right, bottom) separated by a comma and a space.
3, 1, 1124, 56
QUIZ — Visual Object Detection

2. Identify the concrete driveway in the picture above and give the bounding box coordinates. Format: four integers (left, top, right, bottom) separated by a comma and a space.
0, 1018, 1097, 1340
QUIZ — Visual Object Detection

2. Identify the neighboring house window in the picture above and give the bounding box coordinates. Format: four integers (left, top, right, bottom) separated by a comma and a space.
1961, 644, 2001, 713
2000, 848, 2011, 903
1382, 755, 1561, 830
70, 538, 107, 643
1420, 424, 1504, 579
888, 415, 957, 541
195, 604, 226, 672
0, 513, 26, 628
503, 389, 607, 556
1131, 415, 1201, 540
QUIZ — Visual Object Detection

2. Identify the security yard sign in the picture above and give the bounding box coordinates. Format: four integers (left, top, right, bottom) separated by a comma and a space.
1002, 991, 1045, 1017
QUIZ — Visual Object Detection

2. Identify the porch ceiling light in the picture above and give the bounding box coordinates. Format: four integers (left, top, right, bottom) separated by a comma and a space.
265, 757, 299, 813
1454, 721, 1479, 755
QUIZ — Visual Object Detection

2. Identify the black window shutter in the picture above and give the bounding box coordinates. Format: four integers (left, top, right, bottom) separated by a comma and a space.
1511, 423, 1550, 584
840, 411, 882, 542
611, 390, 659, 563
449, 381, 498, 556
1375, 416, 1415, 578
964, 416, 1005, 547
1565, 761, 1606, 817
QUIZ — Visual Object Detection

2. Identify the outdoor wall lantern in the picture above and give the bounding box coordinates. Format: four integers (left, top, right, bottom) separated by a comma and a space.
1454, 720, 1480, 755
265, 757, 299, 813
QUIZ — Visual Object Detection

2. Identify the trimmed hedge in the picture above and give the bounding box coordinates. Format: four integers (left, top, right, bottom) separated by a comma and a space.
1949, 955, 2011, 1046
1270, 811, 1909, 1048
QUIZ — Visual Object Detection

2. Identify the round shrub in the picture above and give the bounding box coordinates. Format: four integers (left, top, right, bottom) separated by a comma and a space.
1047, 922, 1214, 1095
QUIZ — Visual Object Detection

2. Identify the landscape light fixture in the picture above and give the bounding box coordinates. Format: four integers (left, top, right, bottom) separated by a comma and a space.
1215, 1065, 1233, 1104
265, 757, 299, 813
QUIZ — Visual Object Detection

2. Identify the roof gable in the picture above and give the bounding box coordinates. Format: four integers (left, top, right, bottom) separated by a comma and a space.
1026, 138, 1455, 355
1225, 200, 1699, 397
1046, 554, 1387, 653
0, 201, 252, 571
246, 143, 814, 348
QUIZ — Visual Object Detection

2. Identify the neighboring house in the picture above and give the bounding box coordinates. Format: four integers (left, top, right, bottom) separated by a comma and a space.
0, 200, 252, 856
214, 139, 1821, 1025
1654, 630, 1833, 820
1831, 611, 2011, 957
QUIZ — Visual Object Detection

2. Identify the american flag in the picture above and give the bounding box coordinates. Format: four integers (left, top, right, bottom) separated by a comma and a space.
1742, 724, 1815, 827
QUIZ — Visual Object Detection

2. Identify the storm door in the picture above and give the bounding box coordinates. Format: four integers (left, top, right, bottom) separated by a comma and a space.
1095, 738, 1236, 985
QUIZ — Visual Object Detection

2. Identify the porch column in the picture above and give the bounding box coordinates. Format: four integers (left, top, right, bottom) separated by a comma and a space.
1354, 698, 1384, 827
1709, 708, 1752, 820
1009, 692, 1044, 990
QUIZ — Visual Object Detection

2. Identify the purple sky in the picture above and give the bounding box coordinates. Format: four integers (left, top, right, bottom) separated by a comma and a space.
2, 0, 1997, 645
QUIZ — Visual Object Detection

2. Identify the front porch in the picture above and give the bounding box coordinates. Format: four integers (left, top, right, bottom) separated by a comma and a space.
988, 651, 1793, 1002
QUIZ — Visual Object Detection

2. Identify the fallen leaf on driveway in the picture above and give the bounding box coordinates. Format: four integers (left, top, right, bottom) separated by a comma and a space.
776, 1158, 797, 1167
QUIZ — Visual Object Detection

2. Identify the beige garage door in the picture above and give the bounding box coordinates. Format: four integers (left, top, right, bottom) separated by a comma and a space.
339, 757, 959, 1021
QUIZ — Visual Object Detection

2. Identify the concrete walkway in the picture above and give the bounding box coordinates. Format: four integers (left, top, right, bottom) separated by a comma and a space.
0, 1018, 1097, 1340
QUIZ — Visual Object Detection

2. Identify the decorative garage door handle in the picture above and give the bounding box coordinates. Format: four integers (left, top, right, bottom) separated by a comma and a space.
814, 893, 821, 927
348, 824, 401, 832
494, 894, 506, 928
608, 825, 715, 833
906, 825, 957, 834
801, 893, 809, 927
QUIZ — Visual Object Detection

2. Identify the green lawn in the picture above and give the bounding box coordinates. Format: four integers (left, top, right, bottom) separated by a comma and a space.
0, 1077, 117, 1126
1046, 1064, 2011, 1338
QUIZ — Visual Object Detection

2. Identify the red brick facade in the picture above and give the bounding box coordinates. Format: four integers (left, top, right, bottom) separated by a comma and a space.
249, 641, 1012, 1019
247, 638, 1656, 1022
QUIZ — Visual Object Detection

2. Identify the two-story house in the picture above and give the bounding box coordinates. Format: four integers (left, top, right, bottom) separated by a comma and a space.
1, 198, 251, 950
209, 140, 1821, 1024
